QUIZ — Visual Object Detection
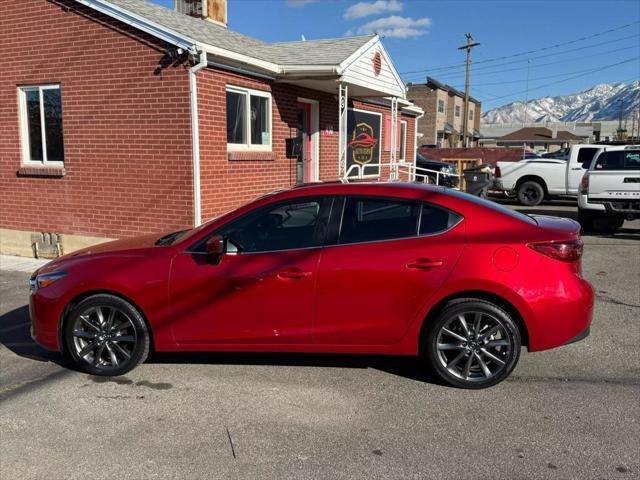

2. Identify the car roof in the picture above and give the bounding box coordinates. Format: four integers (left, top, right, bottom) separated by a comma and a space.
286, 181, 447, 196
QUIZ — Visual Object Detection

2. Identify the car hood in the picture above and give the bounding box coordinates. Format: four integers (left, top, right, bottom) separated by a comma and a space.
37, 233, 165, 274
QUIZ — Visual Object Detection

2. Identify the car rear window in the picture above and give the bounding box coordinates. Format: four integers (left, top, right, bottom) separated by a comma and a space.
444, 189, 537, 225
338, 197, 460, 245
594, 150, 640, 170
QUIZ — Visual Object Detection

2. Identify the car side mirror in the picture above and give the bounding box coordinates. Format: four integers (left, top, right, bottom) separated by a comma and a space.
205, 235, 226, 263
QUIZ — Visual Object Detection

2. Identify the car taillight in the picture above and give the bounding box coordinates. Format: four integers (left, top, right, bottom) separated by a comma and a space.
494, 166, 501, 178
580, 174, 589, 194
528, 239, 583, 262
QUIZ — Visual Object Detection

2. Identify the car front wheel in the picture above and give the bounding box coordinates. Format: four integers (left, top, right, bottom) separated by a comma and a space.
425, 299, 521, 389
63, 294, 150, 376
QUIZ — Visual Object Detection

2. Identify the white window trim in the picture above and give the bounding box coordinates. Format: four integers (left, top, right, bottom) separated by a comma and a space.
297, 97, 320, 183
18, 84, 64, 167
347, 107, 382, 179
437, 99, 445, 114
226, 85, 272, 152
399, 120, 407, 162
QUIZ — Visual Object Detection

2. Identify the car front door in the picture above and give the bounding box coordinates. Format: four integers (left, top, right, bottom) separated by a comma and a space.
313, 196, 466, 346
168, 197, 331, 345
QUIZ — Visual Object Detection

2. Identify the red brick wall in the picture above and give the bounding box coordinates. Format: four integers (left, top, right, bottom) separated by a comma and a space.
0, 0, 194, 238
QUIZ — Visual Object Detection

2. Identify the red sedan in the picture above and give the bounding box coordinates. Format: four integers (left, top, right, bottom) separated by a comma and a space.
29, 183, 593, 388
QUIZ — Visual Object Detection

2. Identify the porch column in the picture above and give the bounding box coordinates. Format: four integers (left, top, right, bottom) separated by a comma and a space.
390, 97, 398, 179
338, 83, 348, 178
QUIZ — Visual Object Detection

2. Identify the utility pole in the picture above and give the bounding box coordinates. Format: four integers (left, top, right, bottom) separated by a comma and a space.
458, 33, 480, 148
523, 59, 531, 126
617, 99, 625, 141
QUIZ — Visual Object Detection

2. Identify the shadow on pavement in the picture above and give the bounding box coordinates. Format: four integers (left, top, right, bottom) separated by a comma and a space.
0, 305, 445, 386
149, 351, 446, 386
0, 305, 63, 363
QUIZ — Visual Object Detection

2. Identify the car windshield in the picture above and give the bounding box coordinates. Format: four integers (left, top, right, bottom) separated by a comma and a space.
444, 189, 537, 225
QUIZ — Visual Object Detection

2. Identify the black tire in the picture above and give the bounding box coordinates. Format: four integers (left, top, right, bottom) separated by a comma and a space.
424, 299, 521, 389
63, 294, 150, 376
517, 180, 544, 206
578, 208, 595, 233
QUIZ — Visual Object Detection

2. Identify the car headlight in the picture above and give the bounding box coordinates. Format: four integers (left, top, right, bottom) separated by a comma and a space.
29, 271, 67, 293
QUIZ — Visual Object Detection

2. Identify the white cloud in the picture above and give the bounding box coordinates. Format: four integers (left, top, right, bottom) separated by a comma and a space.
285, 0, 318, 6
350, 15, 431, 38
344, 0, 403, 20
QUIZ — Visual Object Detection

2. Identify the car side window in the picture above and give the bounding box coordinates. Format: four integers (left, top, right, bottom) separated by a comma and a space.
578, 148, 598, 168
595, 150, 640, 170
420, 204, 462, 235
339, 197, 421, 244
192, 198, 327, 254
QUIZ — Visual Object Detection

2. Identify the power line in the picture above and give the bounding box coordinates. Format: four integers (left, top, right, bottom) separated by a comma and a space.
479, 58, 639, 104
400, 20, 640, 75
417, 44, 639, 82
403, 33, 640, 81
446, 54, 640, 88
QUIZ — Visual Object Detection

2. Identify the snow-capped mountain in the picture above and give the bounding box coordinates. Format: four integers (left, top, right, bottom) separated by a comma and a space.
481, 81, 640, 123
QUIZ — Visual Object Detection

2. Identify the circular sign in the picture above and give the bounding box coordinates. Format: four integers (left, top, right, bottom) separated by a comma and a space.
373, 52, 382, 76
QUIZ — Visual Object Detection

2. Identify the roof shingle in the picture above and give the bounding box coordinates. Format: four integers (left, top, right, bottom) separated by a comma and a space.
99, 0, 373, 66
498, 127, 585, 141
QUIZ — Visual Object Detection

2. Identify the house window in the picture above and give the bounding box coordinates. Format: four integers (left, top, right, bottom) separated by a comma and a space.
455, 105, 461, 117
226, 86, 271, 150
469, 109, 474, 121
18, 84, 64, 165
399, 120, 407, 161
437, 99, 444, 113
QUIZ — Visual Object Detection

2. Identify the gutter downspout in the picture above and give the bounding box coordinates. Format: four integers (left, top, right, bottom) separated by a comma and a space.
189, 51, 207, 227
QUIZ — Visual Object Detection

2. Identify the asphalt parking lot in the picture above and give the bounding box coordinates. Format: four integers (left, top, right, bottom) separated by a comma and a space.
1, 200, 639, 480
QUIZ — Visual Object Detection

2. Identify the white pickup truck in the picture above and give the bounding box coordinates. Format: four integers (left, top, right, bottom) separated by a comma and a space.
578, 145, 640, 232
493, 144, 601, 206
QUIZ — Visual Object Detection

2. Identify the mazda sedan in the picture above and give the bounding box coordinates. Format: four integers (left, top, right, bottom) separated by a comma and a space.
29, 183, 594, 388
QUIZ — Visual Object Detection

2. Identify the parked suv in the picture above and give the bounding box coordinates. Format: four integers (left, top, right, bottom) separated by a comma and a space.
578, 145, 640, 232
416, 153, 459, 188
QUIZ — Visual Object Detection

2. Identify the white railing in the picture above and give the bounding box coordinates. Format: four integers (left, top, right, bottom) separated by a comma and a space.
342, 162, 461, 187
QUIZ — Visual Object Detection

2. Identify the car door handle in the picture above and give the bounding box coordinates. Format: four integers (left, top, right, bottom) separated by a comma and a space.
277, 269, 312, 279
571, 167, 583, 170
407, 259, 444, 270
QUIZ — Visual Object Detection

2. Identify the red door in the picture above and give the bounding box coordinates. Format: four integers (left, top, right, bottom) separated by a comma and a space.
168, 250, 320, 345
297, 102, 313, 183
313, 197, 466, 345
168, 197, 330, 346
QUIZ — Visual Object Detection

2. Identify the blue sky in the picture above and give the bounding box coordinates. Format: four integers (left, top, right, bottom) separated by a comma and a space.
152, 0, 640, 109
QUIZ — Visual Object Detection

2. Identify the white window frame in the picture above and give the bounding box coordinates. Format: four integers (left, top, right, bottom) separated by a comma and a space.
469, 108, 474, 121
226, 85, 272, 152
455, 105, 461, 117
437, 99, 444, 114
18, 84, 64, 166
399, 120, 407, 162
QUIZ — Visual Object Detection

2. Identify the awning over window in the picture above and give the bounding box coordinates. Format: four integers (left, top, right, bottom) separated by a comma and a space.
439, 123, 458, 135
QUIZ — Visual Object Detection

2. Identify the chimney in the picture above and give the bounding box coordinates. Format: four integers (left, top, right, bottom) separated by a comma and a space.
551, 124, 558, 139
176, 0, 227, 26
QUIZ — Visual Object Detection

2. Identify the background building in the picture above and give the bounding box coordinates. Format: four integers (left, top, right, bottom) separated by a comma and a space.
408, 77, 481, 148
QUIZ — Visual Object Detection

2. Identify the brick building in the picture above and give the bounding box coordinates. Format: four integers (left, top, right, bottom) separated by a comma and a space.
408, 77, 481, 148
0, 0, 422, 257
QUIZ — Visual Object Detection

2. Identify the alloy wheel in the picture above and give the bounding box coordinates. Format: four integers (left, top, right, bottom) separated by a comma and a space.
435, 311, 513, 383
71, 305, 137, 371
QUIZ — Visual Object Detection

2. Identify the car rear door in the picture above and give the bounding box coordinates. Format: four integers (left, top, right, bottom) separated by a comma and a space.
313, 196, 466, 346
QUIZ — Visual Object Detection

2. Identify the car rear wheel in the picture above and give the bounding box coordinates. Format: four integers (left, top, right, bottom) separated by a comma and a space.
425, 299, 521, 389
63, 294, 150, 376
517, 181, 544, 206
